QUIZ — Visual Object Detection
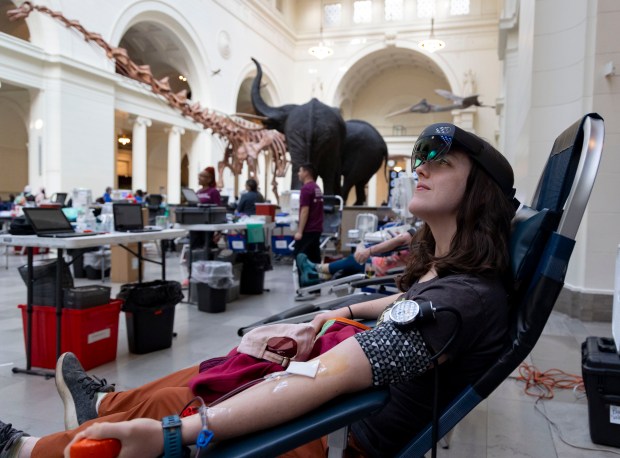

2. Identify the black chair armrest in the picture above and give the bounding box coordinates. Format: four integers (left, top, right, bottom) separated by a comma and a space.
350, 275, 398, 288
205, 389, 389, 457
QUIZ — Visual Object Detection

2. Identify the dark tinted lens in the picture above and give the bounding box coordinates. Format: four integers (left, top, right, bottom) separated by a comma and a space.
266, 336, 298, 358
411, 134, 453, 171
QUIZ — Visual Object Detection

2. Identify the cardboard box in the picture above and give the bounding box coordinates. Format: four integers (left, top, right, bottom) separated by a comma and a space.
111, 243, 142, 283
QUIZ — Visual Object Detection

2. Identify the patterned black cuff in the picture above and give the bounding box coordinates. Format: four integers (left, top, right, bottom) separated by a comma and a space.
354, 321, 432, 386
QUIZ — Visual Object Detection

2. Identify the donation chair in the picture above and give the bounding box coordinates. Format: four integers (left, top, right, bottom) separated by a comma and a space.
206, 113, 604, 457
294, 222, 412, 301
291, 195, 347, 298
320, 195, 344, 257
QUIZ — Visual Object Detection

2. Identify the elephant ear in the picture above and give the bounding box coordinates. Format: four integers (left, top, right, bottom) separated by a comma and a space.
250, 58, 289, 132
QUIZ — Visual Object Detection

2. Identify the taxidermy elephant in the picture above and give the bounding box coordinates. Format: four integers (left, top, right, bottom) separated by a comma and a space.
342, 120, 388, 205
251, 58, 346, 194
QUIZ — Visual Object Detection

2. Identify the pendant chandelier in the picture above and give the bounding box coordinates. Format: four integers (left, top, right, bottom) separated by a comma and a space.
418, 18, 445, 53
309, 8, 333, 59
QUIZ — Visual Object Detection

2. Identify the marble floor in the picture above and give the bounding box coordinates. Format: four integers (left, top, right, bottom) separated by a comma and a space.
0, 247, 618, 457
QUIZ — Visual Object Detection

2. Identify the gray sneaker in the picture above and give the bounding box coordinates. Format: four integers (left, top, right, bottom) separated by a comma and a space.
0, 420, 28, 458
55, 352, 115, 430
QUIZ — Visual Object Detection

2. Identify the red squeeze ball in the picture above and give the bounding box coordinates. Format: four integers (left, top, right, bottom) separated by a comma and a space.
70, 438, 121, 458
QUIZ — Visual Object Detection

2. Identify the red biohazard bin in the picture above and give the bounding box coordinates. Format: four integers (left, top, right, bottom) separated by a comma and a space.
255, 203, 277, 220
18, 300, 122, 370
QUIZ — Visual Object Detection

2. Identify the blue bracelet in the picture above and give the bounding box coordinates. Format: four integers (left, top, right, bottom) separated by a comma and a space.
162, 415, 183, 458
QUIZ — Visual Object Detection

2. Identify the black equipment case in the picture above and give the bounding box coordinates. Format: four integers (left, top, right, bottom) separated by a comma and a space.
581, 336, 620, 447
175, 206, 227, 224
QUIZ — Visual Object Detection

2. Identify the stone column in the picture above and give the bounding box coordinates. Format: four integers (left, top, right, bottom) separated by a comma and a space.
189, 130, 209, 190
166, 125, 185, 204
132, 116, 152, 191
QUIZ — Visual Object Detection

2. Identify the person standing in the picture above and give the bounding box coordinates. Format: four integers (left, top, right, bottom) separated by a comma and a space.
236, 179, 264, 215
196, 167, 221, 205
294, 163, 323, 263
189, 167, 222, 257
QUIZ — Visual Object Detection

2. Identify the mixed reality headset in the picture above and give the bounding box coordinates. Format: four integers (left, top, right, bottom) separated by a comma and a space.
412, 123, 518, 204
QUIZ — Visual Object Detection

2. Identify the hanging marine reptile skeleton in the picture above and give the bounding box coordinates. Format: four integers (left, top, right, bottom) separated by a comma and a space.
7, 2, 289, 200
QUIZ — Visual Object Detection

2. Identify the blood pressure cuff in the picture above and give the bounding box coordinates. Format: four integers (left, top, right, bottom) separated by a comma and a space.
354, 321, 432, 386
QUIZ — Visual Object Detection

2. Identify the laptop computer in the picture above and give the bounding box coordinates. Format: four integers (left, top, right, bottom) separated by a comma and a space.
181, 187, 217, 207
22, 207, 99, 238
181, 187, 200, 206
52, 192, 68, 205
113, 203, 162, 233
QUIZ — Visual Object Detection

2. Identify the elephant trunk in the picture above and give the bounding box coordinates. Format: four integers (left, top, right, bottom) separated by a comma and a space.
250, 58, 286, 131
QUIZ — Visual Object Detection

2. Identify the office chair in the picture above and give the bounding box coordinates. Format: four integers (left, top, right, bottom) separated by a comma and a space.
206, 113, 604, 457
146, 194, 164, 225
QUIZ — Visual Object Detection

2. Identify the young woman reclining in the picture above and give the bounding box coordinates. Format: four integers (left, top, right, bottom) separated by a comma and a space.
0, 122, 517, 458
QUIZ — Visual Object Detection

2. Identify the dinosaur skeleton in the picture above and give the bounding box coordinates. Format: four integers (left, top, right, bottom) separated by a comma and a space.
7, 2, 289, 200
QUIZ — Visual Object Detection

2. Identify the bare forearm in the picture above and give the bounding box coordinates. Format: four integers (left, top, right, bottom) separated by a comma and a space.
181, 338, 372, 442
346, 293, 398, 319
311, 294, 399, 333
298, 206, 309, 233
356, 231, 412, 263
72, 329, 377, 455
374, 231, 411, 254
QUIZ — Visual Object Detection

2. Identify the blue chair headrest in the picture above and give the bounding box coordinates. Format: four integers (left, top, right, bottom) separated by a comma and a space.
510, 205, 558, 294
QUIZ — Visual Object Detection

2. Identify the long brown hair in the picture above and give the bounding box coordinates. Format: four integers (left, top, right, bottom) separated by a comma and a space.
399, 162, 516, 289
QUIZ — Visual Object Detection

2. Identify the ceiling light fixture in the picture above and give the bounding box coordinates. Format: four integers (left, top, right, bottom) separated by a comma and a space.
117, 133, 131, 146
309, 9, 333, 59
418, 18, 445, 53
308, 40, 334, 60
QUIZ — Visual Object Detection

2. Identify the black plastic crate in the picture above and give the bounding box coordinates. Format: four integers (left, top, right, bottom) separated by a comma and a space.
209, 207, 227, 224
175, 206, 228, 224
581, 336, 620, 447
63, 285, 112, 310
175, 207, 211, 224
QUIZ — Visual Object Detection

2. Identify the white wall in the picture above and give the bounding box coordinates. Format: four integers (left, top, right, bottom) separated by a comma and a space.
500, 0, 620, 295
582, 0, 620, 292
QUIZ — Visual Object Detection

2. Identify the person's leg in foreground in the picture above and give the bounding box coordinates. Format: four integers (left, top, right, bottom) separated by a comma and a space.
0, 352, 199, 458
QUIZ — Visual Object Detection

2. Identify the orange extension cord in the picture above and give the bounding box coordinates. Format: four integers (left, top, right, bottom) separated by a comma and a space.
512, 362, 585, 400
